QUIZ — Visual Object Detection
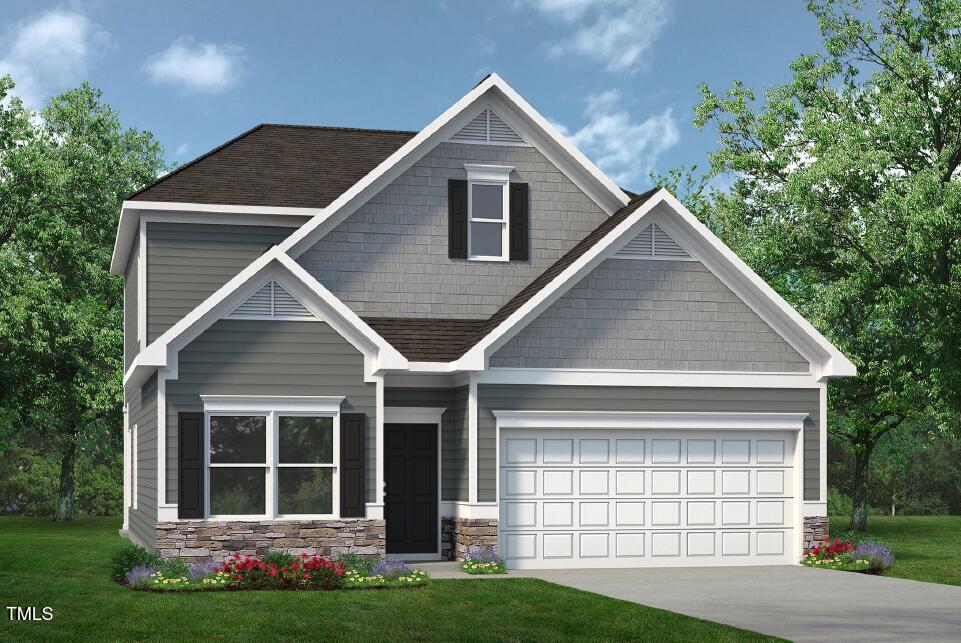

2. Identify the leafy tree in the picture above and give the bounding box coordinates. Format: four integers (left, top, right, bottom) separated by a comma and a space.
665, 0, 961, 530
0, 75, 167, 521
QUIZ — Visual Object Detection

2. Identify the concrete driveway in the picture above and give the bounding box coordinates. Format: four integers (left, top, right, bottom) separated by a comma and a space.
422, 563, 961, 640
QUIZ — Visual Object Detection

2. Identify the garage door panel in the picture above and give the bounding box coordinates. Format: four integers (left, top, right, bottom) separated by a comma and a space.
500, 429, 797, 569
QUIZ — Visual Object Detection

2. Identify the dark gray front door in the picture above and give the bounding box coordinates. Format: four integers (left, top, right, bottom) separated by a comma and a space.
384, 423, 438, 554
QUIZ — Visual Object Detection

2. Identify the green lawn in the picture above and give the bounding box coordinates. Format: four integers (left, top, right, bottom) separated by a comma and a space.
830, 514, 961, 586
0, 517, 777, 642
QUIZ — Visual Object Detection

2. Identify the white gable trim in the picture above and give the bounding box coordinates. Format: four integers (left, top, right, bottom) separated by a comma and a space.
123, 248, 407, 389
455, 189, 856, 380
279, 74, 630, 259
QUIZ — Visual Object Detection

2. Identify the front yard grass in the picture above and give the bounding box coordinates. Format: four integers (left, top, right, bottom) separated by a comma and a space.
0, 517, 778, 641
830, 514, 961, 586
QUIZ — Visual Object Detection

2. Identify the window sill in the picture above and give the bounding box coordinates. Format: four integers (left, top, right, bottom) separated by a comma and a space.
468, 256, 510, 263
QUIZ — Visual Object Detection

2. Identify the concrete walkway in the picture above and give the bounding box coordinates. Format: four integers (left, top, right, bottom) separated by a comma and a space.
417, 562, 961, 641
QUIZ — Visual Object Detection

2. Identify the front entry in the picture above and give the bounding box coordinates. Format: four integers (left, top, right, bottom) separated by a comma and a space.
384, 423, 438, 554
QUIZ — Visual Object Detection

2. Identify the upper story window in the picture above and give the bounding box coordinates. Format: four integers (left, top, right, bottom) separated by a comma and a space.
448, 166, 529, 262
466, 164, 512, 261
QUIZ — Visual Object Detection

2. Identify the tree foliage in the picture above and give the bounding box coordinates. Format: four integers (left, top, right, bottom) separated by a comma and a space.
663, 0, 961, 530
0, 75, 167, 521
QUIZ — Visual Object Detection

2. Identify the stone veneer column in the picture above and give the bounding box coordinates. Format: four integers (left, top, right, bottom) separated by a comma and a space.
154, 519, 385, 563
440, 517, 498, 561
802, 516, 830, 550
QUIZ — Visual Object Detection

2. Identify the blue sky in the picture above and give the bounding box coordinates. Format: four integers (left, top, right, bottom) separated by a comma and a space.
1, 1, 824, 193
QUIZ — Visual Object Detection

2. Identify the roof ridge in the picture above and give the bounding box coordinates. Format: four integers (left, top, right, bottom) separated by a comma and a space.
260, 123, 418, 135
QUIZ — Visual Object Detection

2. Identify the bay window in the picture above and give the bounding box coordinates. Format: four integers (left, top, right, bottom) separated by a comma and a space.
202, 396, 342, 519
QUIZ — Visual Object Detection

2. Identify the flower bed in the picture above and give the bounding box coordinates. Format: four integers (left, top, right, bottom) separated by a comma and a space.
113, 545, 428, 592
460, 546, 507, 575
801, 536, 895, 574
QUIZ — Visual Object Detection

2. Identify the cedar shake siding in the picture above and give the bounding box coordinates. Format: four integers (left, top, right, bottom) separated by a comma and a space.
146, 223, 298, 343
165, 319, 376, 504
127, 373, 158, 548
296, 142, 609, 319
476, 385, 821, 502
384, 386, 469, 502
490, 259, 810, 372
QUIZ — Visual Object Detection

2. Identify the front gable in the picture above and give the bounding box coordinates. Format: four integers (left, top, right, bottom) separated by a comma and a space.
489, 254, 810, 372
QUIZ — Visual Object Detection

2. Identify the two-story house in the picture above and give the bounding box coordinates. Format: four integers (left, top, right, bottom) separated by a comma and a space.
114, 74, 854, 569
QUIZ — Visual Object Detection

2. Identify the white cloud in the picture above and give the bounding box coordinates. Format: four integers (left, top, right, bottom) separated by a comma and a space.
145, 38, 244, 93
522, 0, 669, 72
0, 8, 110, 108
174, 142, 190, 159
560, 89, 679, 186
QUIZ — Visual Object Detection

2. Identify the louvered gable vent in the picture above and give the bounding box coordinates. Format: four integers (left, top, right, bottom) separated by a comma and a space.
615, 223, 694, 260
451, 108, 526, 145
228, 281, 316, 320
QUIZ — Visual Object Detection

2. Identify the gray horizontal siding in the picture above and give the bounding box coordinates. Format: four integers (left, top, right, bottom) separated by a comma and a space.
165, 319, 377, 506
490, 259, 810, 372
297, 142, 608, 319
124, 236, 139, 370
127, 373, 158, 549
477, 385, 820, 503
385, 386, 468, 502
146, 223, 292, 342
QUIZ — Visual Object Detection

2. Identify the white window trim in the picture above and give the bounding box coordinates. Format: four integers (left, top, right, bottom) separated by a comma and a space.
201, 396, 343, 520
465, 164, 513, 262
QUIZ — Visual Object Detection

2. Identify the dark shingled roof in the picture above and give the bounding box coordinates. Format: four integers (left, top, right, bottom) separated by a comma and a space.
362, 188, 659, 361
129, 124, 416, 208
363, 318, 488, 362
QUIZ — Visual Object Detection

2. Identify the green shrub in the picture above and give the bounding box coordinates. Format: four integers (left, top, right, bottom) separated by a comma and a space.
827, 487, 853, 516
110, 544, 162, 582
262, 551, 295, 569
337, 552, 375, 575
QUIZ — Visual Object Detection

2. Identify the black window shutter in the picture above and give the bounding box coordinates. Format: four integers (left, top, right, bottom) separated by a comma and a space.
448, 179, 468, 259
340, 413, 366, 517
178, 412, 204, 519
509, 182, 529, 260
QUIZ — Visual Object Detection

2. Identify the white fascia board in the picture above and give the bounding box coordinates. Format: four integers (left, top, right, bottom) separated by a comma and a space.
122, 248, 408, 387
654, 191, 856, 379
455, 190, 666, 369
201, 395, 344, 413
475, 368, 822, 389
280, 73, 629, 259
110, 200, 319, 275
492, 410, 809, 431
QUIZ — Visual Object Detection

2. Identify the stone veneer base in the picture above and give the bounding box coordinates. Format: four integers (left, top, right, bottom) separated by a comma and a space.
155, 519, 385, 563
802, 516, 829, 550
441, 517, 498, 561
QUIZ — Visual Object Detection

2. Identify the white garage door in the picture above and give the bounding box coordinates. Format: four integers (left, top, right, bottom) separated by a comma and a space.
498, 429, 798, 569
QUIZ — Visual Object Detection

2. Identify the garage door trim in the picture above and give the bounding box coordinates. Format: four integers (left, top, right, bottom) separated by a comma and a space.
494, 411, 807, 569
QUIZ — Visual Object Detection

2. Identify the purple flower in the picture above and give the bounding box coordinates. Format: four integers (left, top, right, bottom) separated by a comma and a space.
187, 560, 220, 581
465, 546, 500, 564
125, 565, 157, 588
853, 541, 895, 570
372, 555, 409, 578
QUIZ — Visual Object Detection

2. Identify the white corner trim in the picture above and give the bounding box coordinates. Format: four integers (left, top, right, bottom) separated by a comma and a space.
384, 406, 447, 425
137, 220, 146, 348
802, 501, 828, 517
464, 163, 514, 182
468, 379, 479, 504
200, 395, 345, 413
492, 410, 809, 431
157, 505, 179, 521
279, 73, 629, 259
